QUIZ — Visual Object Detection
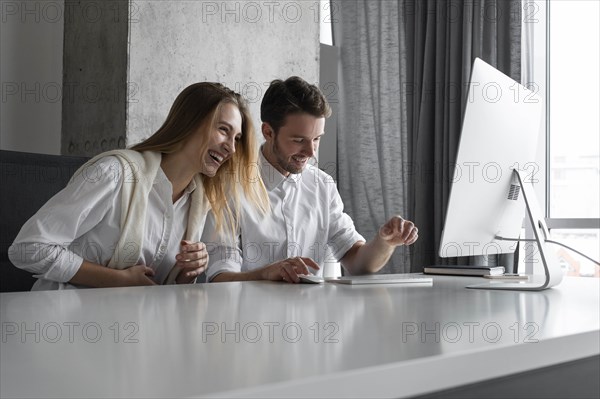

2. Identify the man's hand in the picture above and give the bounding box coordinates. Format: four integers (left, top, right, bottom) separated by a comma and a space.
260, 257, 320, 283
175, 240, 209, 284
378, 216, 419, 247
120, 265, 157, 286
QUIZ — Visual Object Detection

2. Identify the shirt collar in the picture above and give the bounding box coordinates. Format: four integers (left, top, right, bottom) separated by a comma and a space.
154, 167, 169, 185
259, 146, 303, 191
155, 167, 197, 195
185, 176, 198, 194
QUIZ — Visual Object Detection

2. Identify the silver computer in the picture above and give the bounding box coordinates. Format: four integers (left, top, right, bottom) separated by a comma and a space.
438, 58, 563, 290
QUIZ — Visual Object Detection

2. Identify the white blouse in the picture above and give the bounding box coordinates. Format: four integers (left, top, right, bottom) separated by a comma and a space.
8, 156, 195, 290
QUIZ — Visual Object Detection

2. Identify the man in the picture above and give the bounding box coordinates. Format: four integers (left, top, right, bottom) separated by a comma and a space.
202, 76, 418, 283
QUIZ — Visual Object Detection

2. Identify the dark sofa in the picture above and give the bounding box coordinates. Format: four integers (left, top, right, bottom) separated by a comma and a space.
0, 150, 89, 292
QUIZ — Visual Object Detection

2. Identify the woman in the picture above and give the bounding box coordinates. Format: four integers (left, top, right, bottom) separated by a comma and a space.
8, 83, 268, 290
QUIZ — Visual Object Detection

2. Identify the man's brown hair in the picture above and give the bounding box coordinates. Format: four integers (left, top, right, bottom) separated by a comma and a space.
260, 76, 331, 132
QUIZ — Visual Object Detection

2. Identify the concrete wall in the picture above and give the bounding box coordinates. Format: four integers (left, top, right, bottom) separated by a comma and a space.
126, 1, 320, 146
318, 43, 339, 179
61, 0, 129, 156
1, 0, 64, 155
1, 0, 320, 156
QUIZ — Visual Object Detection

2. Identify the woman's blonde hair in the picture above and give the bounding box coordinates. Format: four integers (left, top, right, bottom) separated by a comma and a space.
131, 82, 268, 236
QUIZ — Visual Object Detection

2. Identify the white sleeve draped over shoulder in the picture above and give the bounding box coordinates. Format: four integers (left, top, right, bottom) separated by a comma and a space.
9, 150, 210, 289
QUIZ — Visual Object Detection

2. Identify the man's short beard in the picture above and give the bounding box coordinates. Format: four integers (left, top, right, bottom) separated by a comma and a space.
273, 133, 304, 174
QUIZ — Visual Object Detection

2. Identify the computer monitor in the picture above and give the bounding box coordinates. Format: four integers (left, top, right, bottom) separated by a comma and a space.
439, 58, 563, 290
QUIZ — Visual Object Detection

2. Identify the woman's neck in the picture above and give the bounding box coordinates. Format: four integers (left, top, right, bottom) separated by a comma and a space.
160, 153, 196, 203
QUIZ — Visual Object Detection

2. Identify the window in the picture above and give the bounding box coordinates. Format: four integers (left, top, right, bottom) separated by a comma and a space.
319, 0, 334, 45
549, 0, 599, 219
521, 0, 600, 277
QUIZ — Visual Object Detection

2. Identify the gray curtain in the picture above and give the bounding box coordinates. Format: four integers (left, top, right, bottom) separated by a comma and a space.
334, 0, 522, 273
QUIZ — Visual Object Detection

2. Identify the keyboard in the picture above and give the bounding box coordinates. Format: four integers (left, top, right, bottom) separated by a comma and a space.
332, 273, 432, 285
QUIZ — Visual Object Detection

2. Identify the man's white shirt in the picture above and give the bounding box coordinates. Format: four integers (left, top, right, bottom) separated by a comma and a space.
203, 148, 364, 281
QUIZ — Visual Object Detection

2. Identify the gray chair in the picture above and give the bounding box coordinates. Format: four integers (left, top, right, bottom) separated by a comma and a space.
1, 150, 89, 292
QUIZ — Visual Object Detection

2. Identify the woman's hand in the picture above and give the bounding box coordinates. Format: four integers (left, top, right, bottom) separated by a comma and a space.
70, 261, 156, 288
175, 240, 209, 284
120, 265, 157, 286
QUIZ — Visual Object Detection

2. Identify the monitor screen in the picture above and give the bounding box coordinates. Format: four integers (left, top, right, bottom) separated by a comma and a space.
439, 58, 543, 260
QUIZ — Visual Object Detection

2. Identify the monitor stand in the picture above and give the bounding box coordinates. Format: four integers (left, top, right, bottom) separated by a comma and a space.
467, 170, 563, 291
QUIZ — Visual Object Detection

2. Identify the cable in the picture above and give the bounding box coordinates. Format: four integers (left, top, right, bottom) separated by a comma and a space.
495, 235, 600, 266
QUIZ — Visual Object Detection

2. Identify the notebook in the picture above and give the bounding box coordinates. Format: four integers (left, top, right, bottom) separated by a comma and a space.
423, 265, 505, 276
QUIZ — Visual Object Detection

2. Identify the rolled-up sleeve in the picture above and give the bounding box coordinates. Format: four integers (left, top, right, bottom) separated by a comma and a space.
326, 185, 365, 262
8, 157, 121, 283
201, 210, 243, 282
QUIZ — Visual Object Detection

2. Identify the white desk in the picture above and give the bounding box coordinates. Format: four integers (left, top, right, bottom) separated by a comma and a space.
1, 276, 598, 398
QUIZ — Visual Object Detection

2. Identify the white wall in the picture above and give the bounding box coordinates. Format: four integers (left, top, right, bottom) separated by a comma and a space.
1, 0, 64, 155
1, 0, 321, 154
126, 1, 320, 146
